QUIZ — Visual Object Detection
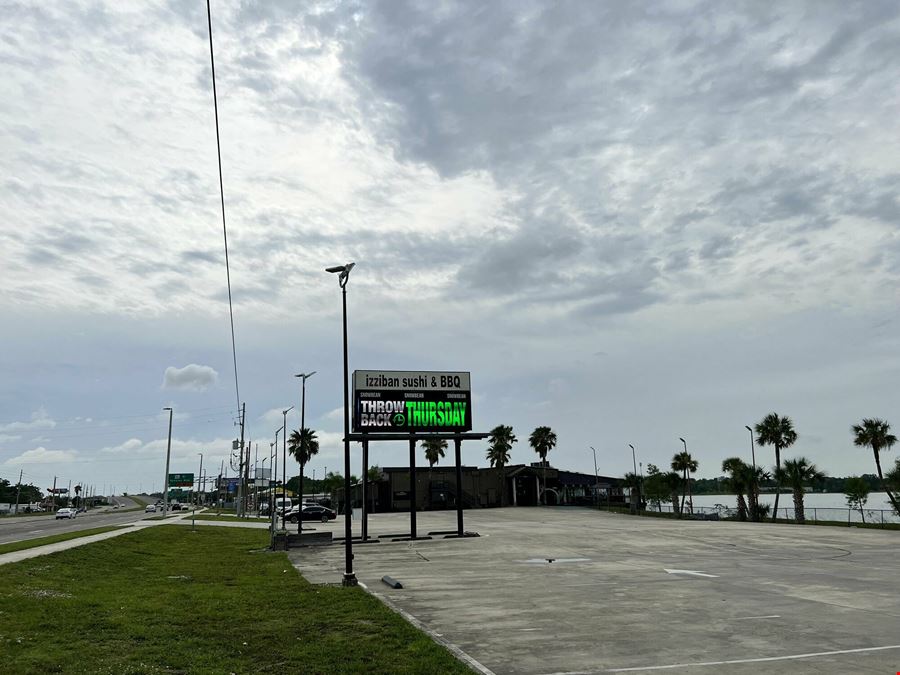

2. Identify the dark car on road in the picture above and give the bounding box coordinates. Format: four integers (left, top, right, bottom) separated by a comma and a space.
287, 505, 336, 524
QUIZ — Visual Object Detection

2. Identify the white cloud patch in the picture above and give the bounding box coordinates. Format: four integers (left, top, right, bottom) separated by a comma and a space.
4, 446, 76, 465
162, 364, 218, 391
0, 408, 56, 433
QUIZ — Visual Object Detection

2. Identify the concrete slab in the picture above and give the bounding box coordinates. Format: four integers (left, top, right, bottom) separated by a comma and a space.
287, 507, 900, 674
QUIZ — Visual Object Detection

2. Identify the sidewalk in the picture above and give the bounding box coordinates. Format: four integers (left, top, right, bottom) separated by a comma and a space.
0, 513, 188, 567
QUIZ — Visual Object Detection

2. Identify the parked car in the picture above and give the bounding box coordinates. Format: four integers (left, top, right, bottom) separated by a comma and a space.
55, 507, 76, 520
145, 504, 156, 513
287, 505, 337, 524
171, 503, 183, 511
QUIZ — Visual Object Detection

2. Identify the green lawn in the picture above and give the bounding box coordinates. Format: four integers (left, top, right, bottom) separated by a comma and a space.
0, 525, 127, 555
1, 510, 54, 518
192, 514, 268, 523
0, 525, 471, 674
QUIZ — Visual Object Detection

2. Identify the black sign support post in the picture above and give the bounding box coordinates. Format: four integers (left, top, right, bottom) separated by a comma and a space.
454, 437, 464, 537
409, 431, 417, 539
361, 436, 369, 541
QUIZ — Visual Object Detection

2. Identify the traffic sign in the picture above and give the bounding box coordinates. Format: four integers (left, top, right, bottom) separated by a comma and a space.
168, 473, 194, 488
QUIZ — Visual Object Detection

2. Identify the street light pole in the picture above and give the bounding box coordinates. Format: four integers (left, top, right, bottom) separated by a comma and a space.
629, 444, 641, 509
745, 425, 758, 521
590, 446, 599, 508
295, 371, 317, 537
162, 407, 173, 519
679, 437, 692, 514
327, 261, 357, 587
282, 406, 294, 530
274, 426, 283, 529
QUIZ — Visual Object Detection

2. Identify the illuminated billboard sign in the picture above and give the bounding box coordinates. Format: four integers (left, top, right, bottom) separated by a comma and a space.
353, 370, 472, 434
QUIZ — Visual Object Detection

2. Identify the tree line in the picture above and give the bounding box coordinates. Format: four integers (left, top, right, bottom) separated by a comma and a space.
639, 414, 900, 523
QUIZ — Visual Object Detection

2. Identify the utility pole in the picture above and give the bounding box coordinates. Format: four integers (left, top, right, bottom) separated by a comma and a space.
163, 407, 174, 518
236, 402, 246, 516
51, 476, 57, 510
14, 469, 23, 515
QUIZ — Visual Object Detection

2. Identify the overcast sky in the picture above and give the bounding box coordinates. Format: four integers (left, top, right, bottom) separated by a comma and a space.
2, 1, 900, 496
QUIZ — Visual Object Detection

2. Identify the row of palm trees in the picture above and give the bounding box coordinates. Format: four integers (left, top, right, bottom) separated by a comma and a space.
641, 414, 900, 524
285, 423, 559, 508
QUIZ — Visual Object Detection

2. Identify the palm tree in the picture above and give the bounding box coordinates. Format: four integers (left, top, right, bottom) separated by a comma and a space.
746, 465, 771, 522
421, 437, 447, 508
367, 465, 381, 514
671, 451, 698, 515
288, 427, 319, 515
486, 425, 517, 506
529, 426, 558, 505
663, 471, 681, 515
886, 460, 900, 515
775, 457, 824, 524
754, 413, 797, 521
421, 437, 447, 469
721, 457, 749, 521
852, 418, 900, 514
623, 472, 642, 510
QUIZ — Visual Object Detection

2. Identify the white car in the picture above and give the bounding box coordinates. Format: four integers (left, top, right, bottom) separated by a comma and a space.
144, 504, 157, 513
55, 507, 77, 520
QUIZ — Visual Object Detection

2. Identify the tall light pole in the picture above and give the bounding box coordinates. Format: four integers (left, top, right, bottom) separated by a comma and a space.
196, 453, 204, 510
745, 425, 758, 521
327, 261, 357, 586
629, 444, 641, 509
589, 446, 599, 507
162, 407, 173, 518
295, 371, 317, 536
679, 437, 692, 514
274, 425, 283, 529
282, 406, 294, 530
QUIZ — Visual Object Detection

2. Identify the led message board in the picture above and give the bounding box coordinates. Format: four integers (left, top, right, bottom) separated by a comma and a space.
353, 370, 472, 434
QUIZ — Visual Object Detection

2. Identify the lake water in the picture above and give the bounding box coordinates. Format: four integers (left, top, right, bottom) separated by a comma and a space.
660, 491, 898, 524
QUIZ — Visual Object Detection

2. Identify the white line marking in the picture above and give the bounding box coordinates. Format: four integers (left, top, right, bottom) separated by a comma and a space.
603, 644, 900, 672
522, 557, 592, 564
663, 568, 718, 578
29, 529, 44, 534
731, 615, 780, 621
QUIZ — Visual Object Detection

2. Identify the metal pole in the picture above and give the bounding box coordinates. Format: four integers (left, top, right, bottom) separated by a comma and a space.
14, 469, 22, 515
300, 376, 306, 537
340, 281, 356, 585
163, 407, 173, 518
237, 403, 246, 516
282, 407, 293, 530
274, 427, 282, 528
362, 437, 369, 541
590, 447, 599, 507
455, 437, 464, 536
629, 444, 640, 508
744, 425, 757, 521
409, 433, 417, 539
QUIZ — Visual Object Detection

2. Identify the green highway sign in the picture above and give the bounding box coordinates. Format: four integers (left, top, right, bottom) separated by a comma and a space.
168, 473, 194, 488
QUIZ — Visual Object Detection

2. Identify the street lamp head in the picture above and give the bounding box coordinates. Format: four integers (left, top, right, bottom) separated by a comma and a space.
628, 444, 634, 450
745, 425, 752, 432
679, 437, 685, 443
163, 407, 172, 411
326, 262, 356, 287
295, 371, 317, 380
283, 406, 294, 415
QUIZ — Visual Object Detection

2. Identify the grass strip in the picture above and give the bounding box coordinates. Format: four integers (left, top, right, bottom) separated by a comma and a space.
0, 525, 127, 555
0, 525, 471, 674
192, 514, 268, 523
2, 510, 55, 518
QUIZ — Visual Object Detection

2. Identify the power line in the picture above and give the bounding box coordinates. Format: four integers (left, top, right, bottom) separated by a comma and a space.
206, 0, 241, 412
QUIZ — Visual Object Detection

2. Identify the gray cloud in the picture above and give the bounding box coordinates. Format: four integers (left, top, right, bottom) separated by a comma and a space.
162, 364, 219, 392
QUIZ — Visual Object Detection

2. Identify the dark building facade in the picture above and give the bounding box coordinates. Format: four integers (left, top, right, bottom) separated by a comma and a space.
341, 463, 624, 513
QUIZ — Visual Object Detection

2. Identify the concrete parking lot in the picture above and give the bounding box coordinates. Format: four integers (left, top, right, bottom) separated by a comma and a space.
289, 507, 900, 674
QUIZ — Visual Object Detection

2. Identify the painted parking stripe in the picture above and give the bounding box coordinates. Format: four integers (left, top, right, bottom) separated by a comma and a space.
602, 644, 900, 672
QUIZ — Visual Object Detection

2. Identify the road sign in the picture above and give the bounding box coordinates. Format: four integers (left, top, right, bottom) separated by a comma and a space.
352, 370, 472, 434
168, 473, 194, 488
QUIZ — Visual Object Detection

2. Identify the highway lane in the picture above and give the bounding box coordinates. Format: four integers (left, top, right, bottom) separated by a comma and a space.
0, 495, 173, 545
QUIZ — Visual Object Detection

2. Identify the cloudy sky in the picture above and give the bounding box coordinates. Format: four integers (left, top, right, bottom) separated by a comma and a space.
2, 0, 900, 496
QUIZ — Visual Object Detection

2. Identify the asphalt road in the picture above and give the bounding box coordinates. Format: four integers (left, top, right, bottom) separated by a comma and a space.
0, 495, 164, 545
